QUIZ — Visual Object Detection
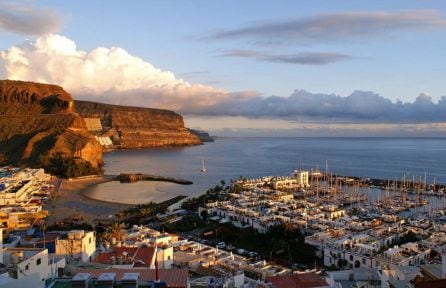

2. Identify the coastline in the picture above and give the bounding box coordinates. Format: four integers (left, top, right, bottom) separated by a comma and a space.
83, 179, 189, 205
46, 174, 191, 224
46, 175, 130, 224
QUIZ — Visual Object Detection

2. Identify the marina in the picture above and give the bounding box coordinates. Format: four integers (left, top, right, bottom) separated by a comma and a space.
199, 167, 446, 272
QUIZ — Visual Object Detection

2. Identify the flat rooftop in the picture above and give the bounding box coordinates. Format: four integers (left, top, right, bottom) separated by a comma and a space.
2, 247, 45, 264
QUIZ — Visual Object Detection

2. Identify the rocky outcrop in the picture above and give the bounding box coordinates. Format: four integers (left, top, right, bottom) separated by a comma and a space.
0, 80, 204, 175
0, 80, 74, 115
189, 129, 215, 142
0, 80, 102, 176
116, 173, 193, 185
74, 100, 201, 148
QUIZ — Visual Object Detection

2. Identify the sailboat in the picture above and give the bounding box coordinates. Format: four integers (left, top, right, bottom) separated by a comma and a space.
200, 159, 207, 172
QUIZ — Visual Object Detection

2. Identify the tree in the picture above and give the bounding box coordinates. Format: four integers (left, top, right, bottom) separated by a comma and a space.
140, 208, 152, 218
115, 211, 125, 221
104, 222, 125, 241
398, 231, 419, 245
200, 210, 209, 220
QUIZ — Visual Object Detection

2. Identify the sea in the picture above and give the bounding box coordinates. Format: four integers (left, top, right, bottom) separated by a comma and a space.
85, 137, 446, 204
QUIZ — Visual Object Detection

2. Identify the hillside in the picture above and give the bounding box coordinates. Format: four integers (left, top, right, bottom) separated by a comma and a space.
74, 100, 201, 148
0, 80, 73, 115
0, 80, 102, 177
0, 80, 203, 176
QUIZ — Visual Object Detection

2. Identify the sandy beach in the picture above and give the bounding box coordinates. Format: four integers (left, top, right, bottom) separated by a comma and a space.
45, 176, 131, 224
83, 180, 189, 205
45, 175, 191, 224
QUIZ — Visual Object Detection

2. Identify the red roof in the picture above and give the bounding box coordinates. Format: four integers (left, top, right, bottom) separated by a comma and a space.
77, 268, 188, 288
266, 272, 328, 288
94, 247, 155, 267
415, 279, 446, 288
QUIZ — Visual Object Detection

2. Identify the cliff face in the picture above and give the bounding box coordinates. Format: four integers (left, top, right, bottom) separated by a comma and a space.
189, 129, 215, 142
0, 80, 203, 175
0, 80, 74, 115
0, 80, 102, 174
74, 100, 201, 148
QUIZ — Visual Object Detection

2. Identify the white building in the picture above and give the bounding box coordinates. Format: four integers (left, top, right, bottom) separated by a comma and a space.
271, 171, 309, 190
0, 228, 66, 288
379, 265, 421, 288
54, 230, 96, 262
294, 170, 309, 187
0, 180, 34, 206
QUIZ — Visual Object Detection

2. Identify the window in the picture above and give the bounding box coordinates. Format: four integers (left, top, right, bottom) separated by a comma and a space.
25, 264, 29, 271
36, 258, 41, 265
89, 237, 92, 244
168, 255, 171, 260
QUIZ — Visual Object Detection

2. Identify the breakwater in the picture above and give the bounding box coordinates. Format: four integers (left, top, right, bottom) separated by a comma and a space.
114, 173, 193, 185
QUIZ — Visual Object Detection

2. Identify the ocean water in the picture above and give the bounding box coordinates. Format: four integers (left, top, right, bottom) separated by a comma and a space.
85, 138, 446, 203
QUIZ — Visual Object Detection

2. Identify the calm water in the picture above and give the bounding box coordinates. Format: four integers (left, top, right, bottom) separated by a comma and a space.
88, 138, 446, 203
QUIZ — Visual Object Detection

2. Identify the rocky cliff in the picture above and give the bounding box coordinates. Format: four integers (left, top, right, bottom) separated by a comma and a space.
188, 129, 215, 142
0, 80, 74, 115
74, 100, 201, 148
0, 80, 102, 176
0, 80, 204, 175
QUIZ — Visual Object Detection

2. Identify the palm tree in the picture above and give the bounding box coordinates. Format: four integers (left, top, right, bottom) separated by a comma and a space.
105, 222, 125, 241
140, 208, 152, 218
115, 211, 125, 221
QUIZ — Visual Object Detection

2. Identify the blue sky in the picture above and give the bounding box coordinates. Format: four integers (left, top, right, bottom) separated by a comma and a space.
2, 0, 445, 100
1, 1, 446, 135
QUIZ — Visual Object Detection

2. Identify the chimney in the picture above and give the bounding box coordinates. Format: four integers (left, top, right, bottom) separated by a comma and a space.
71, 273, 92, 288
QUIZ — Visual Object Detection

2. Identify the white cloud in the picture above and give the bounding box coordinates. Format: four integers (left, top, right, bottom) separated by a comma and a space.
1, 34, 446, 125
0, 34, 250, 111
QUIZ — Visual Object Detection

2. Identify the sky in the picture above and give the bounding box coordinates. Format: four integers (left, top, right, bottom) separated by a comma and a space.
1, 0, 446, 136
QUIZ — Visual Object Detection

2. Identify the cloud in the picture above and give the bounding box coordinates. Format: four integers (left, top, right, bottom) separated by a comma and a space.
220, 49, 350, 65
186, 116, 446, 137
0, 2, 62, 36
0, 34, 253, 111
220, 49, 260, 58
203, 124, 446, 137
199, 90, 446, 123
208, 10, 446, 44
1, 34, 446, 125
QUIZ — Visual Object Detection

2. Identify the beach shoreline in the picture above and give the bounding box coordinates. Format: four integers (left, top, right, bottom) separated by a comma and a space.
45, 174, 190, 224
45, 175, 131, 224
83, 178, 189, 205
